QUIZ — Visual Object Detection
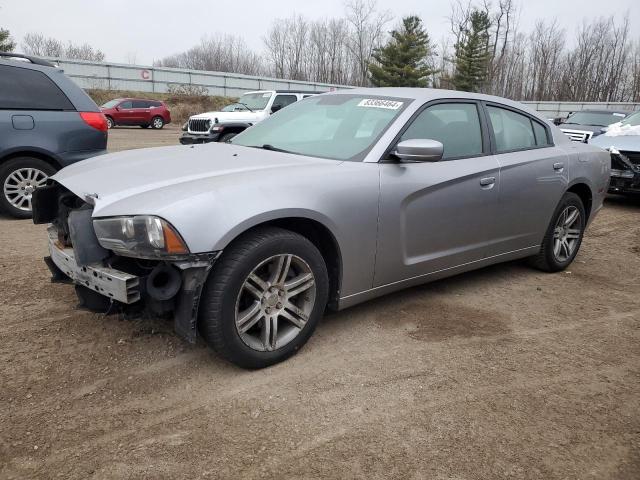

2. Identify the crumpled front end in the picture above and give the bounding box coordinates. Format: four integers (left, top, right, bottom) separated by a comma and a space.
609, 148, 640, 195
32, 182, 218, 343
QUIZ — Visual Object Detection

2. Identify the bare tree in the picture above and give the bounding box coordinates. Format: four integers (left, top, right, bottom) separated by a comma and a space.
22, 33, 105, 61
157, 34, 264, 76
344, 0, 392, 86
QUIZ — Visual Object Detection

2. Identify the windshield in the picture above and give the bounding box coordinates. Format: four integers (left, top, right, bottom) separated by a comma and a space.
564, 111, 626, 127
231, 94, 410, 161
101, 99, 121, 108
620, 111, 640, 127
235, 92, 273, 111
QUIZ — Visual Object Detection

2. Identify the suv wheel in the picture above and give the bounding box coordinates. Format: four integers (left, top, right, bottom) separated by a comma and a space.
0, 157, 56, 219
151, 116, 164, 129
106, 116, 114, 129
199, 227, 329, 369
530, 192, 586, 272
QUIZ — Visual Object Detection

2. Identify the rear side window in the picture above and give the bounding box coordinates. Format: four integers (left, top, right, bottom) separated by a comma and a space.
132, 100, 148, 108
149, 101, 162, 107
400, 103, 483, 159
0, 65, 74, 111
532, 120, 551, 146
487, 106, 537, 152
273, 95, 298, 109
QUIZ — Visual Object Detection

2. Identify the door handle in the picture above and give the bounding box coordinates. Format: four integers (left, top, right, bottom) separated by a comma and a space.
480, 177, 496, 186
553, 162, 565, 171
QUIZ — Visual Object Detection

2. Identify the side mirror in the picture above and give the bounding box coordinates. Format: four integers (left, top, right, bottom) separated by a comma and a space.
115, 106, 121, 111
392, 139, 444, 162
271, 104, 282, 113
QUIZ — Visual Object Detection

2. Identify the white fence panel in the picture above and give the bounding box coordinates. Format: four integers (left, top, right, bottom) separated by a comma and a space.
46, 58, 640, 115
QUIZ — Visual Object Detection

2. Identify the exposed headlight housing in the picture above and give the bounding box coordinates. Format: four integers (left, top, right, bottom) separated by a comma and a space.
93, 216, 189, 259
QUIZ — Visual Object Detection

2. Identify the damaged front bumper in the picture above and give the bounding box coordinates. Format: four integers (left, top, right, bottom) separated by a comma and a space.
609, 149, 640, 195
44, 225, 219, 344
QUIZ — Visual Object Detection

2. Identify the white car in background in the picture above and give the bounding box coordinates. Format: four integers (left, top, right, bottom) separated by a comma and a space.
590, 110, 640, 195
179, 90, 317, 144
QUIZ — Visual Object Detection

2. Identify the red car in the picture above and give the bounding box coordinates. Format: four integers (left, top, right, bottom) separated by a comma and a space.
100, 98, 171, 129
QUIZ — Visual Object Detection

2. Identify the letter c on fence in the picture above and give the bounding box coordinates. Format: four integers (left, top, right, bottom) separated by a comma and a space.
141, 69, 151, 80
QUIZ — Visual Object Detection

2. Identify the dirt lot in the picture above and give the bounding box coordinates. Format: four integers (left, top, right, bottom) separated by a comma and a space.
1, 127, 639, 479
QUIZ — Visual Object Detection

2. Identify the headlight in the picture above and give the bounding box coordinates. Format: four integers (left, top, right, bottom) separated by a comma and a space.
93, 216, 189, 258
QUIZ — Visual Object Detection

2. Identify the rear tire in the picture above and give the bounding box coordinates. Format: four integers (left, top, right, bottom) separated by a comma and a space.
530, 192, 586, 272
0, 157, 56, 219
151, 116, 164, 129
198, 227, 329, 369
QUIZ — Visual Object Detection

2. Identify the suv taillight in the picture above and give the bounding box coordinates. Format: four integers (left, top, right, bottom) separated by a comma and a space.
79, 112, 108, 132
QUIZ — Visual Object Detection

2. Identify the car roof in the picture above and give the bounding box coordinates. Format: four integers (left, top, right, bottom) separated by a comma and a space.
328, 87, 546, 118
0, 52, 56, 68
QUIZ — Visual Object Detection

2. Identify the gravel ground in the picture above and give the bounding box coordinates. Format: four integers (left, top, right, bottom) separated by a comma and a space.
0, 127, 639, 479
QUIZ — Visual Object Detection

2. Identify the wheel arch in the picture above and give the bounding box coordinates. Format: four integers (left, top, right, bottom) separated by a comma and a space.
0, 149, 62, 171
566, 181, 593, 221
216, 214, 343, 311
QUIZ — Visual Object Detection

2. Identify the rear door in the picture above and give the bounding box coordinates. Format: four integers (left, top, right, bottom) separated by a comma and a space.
374, 100, 501, 287
131, 100, 151, 124
482, 103, 568, 255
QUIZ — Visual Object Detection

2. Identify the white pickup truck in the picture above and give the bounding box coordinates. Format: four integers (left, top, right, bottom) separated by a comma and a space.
179, 90, 317, 144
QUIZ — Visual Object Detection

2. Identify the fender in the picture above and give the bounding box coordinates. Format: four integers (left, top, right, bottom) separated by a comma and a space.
212, 208, 343, 253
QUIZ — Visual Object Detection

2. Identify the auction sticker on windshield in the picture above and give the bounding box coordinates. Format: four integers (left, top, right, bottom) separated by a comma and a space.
357, 99, 403, 110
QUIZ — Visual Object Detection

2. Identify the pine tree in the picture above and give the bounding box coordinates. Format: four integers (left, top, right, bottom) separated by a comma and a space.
452, 10, 491, 92
0, 28, 15, 52
369, 16, 436, 88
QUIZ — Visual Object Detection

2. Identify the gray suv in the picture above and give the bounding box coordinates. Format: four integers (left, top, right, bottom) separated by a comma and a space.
0, 53, 107, 218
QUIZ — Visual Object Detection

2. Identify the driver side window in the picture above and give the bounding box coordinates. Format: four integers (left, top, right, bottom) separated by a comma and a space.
400, 103, 483, 160
119, 100, 133, 109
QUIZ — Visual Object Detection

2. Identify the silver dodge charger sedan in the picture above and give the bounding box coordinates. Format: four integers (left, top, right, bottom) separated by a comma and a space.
33, 88, 610, 368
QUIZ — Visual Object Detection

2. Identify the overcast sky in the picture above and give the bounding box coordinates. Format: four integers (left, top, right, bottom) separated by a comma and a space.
1, 0, 638, 65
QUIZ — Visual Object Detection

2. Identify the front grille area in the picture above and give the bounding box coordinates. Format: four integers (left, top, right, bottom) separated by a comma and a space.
560, 129, 593, 143
188, 118, 212, 133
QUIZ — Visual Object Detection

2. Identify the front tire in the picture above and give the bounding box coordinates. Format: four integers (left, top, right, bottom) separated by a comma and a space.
0, 157, 56, 218
105, 116, 114, 129
151, 116, 164, 129
530, 192, 586, 272
198, 227, 329, 369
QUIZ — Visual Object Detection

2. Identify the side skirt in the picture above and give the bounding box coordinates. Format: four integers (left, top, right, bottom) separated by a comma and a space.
337, 245, 540, 310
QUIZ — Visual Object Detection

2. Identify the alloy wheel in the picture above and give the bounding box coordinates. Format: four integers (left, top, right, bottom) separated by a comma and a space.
235, 254, 316, 352
3, 167, 48, 212
552, 205, 582, 262
153, 117, 163, 128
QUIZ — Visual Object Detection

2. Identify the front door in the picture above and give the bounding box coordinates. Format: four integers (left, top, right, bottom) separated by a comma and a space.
374, 101, 500, 288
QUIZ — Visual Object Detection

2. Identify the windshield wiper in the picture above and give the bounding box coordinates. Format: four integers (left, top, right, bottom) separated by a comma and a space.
236, 102, 254, 112
249, 144, 293, 154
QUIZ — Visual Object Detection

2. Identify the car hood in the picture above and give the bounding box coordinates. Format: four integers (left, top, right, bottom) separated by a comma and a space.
590, 134, 640, 151
53, 143, 334, 217
559, 124, 604, 133
191, 111, 264, 121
